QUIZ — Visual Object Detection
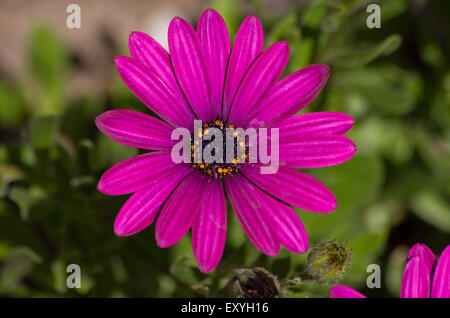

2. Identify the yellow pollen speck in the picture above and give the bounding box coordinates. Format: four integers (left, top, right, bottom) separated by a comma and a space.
200, 164, 205, 169
241, 154, 247, 159
227, 167, 232, 172
198, 132, 203, 138
191, 145, 195, 149
204, 129, 209, 135
215, 120, 221, 126
233, 133, 238, 138
207, 169, 212, 175
218, 168, 223, 173
232, 158, 237, 164
239, 141, 244, 147
228, 124, 234, 129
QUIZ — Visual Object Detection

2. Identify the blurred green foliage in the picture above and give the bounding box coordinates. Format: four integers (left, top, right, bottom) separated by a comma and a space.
0, 0, 449, 297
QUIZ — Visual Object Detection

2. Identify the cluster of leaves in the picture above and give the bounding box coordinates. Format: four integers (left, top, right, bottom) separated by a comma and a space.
0, 0, 448, 297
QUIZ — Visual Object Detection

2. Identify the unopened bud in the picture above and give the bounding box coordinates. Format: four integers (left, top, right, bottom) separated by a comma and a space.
234, 267, 281, 298
307, 240, 352, 284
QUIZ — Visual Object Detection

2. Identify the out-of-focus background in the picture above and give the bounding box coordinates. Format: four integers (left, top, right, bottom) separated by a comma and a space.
0, 0, 448, 297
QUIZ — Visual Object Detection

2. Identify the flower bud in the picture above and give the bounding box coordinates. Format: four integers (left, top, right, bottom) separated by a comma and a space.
233, 267, 281, 298
307, 240, 352, 284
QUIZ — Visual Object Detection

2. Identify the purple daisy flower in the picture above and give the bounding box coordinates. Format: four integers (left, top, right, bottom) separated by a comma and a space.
95, 9, 356, 273
329, 243, 450, 298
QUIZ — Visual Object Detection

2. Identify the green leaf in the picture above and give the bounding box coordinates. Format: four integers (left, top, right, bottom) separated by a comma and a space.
0, 81, 27, 127
323, 34, 402, 67
210, 0, 241, 41
345, 230, 387, 284
89, 134, 138, 170
301, 1, 327, 30
364, 200, 405, 232
410, 190, 450, 233
8, 186, 46, 220
297, 155, 384, 241
290, 37, 314, 70
350, 117, 414, 164
0, 164, 23, 184
270, 254, 292, 279
414, 127, 450, 180
28, 26, 69, 89
332, 65, 422, 115
51, 259, 67, 293
379, 0, 409, 22
269, 13, 298, 42
30, 116, 59, 149
1, 247, 42, 291
170, 256, 199, 285
27, 26, 68, 116
385, 246, 408, 297
430, 73, 450, 130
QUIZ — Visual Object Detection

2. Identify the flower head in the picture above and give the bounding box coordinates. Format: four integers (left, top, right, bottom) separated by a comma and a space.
307, 240, 352, 284
234, 267, 281, 298
329, 243, 450, 298
95, 9, 356, 273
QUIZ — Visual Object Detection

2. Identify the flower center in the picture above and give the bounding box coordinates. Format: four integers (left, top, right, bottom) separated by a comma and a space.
191, 119, 247, 178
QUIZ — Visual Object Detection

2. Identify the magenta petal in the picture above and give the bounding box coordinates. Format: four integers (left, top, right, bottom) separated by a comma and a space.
95, 110, 175, 150
408, 243, 436, 273
278, 134, 356, 168
228, 42, 289, 126
401, 256, 431, 298
246, 64, 330, 128
129, 31, 195, 128
114, 167, 190, 236
223, 16, 263, 117
197, 9, 231, 119
155, 171, 207, 248
129, 31, 169, 72
192, 180, 227, 273
431, 245, 450, 298
241, 165, 337, 213
271, 205, 308, 253
275, 112, 354, 136
115, 56, 194, 128
225, 175, 280, 256
168, 17, 212, 122
329, 286, 366, 298
98, 152, 190, 195
129, 32, 183, 100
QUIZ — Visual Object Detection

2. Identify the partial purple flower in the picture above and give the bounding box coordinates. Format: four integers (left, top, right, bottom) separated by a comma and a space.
96, 9, 356, 273
329, 285, 366, 298
329, 243, 450, 298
